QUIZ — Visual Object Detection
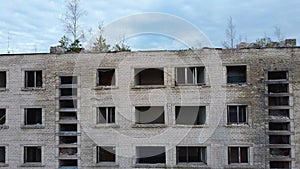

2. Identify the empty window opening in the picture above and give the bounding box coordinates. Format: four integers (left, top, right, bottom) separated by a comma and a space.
59, 148, 77, 156
0, 109, 5, 125
59, 136, 77, 144
136, 146, 166, 164
97, 146, 116, 163
270, 161, 290, 169
175, 106, 206, 125
59, 112, 77, 120
97, 69, 115, 86
135, 68, 164, 86
0, 71, 6, 88
24, 108, 42, 125
24, 146, 41, 163
135, 106, 165, 124
59, 100, 77, 109
269, 96, 289, 106
270, 148, 291, 157
268, 84, 288, 93
60, 88, 77, 97
97, 107, 115, 124
228, 147, 249, 164
176, 147, 206, 164
269, 135, 290, 144
60, 76, 78, 85
176, 67, 205, 85
269, 122, 290, 131
227, 105, 247, 124
25, 71, 42, 88
60, 124, 77, 133
227, 66, 246, 84
59, 159, 78, 167
268, 71, 288, 81
269, 109, 289, 119
0, 147, 5, 163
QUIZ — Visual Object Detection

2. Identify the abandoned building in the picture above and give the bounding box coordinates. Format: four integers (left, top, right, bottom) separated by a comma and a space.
0, 46, 299, 169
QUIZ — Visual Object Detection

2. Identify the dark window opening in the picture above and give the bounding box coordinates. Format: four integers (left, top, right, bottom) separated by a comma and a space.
24, 146, 41, 163
60, 124, 77, 132
269, 135, 290, 144
97, 69, 115, 86
0, 109, 5, 125
0, 147, 5, 163
268, 84, 288, 93
97, 146, 116, 163
269, 97, 289, 106
59, 112, 77, 120
268, 71, 288, 81
228, 147, 249, 164
227, 66, 246, 84
269, 109, 289, 119
135, 106, 164, 124
24, 108, 42, 125
60, 76, 77, 85
136, 147, 166, 164
25, 71, 42, 88
60, 88, 77, 96
59, 148, 77, 156
176, 67, 205, 85
135, 68, 164, 85
177, 147, 206, 164
59, 159, 78, 167
59, 136, 77, 144
270, 161, 290, 169
0, 71, 6, 88
175, 106, 206, 125
59, 100, 77, 109
270, 148, 290, 157
97, 107, 115, 124
269, 122, 290, 131
227, 105, 247, 124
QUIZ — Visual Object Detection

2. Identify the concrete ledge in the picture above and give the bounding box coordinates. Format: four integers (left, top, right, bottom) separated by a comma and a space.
132, 124, 167, 128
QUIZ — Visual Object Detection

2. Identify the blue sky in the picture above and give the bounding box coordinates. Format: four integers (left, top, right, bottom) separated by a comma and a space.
0, 0, 299, 54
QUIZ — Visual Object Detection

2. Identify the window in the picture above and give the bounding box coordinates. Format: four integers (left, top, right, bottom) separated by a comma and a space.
227, 105, 247, 124
176, 147, 206, 164
135, 106, 165, 124
24, 108, 42, 125
59, 100, 77, 109
0, 147, 5, 163
268, 84, 288, 93
59, 136, 77, 144
268, 71, 288, 81
60, 76, 77, 85
96, 146, 116, 163
25, 71, 42, 88
59, 112, 77, 120
270, 148, 290, 157
269, 135, 290, 144
97, 107, 115, 124
269, 96, 289, 106
227, 66, 246, 84
59, 159, 77, 167
135, 68, 164, 86
0, 109, 5, 125
0, 71, 6, 88
60, 88, 77, 96
175, 106, 206, 125
24, 146, 41, 163
60, 124, 77, 134
59, 148, 77, 156
269, 122, 289, 131
228, 147, 249, 164
97, 69, 115, 86
269, 109, 289, 119
176, 67, 205, 85
270, 161, 290, 169
136, 146, 166, 164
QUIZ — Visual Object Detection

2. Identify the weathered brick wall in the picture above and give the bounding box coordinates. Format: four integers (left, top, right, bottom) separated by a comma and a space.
0, 48, 299, 168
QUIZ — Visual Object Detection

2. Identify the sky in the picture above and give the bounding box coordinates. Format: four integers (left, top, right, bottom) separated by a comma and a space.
0, 0, 299, 54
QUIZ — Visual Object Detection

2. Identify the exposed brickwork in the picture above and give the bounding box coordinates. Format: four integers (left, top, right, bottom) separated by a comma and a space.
0, 48, 299, 168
